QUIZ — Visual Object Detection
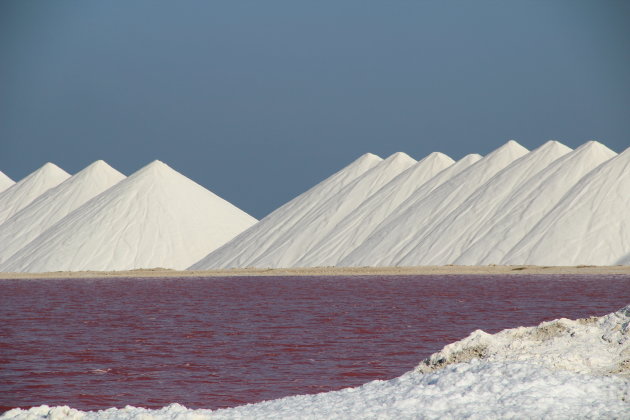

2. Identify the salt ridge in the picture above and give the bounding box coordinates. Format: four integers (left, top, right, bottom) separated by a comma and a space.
0, 161, 257, 272
296, 152, 455, 267
0, 160, 126, 264
456, 141, 617, 264
503, 146, 630, 266
191, 153, 383, 269
0, 163, 70, 225
246, 152, 417, 268
341, 141, 528, 267
396, 141, 572, 266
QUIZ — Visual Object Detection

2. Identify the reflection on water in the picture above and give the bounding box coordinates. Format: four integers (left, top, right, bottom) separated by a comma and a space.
1, 274, 629, 411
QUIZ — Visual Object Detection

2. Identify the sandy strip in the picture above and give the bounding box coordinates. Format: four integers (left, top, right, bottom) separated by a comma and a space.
0, 265, 629, 279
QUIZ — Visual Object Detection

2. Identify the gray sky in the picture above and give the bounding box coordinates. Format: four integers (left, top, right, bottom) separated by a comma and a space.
1, 0, 628, 218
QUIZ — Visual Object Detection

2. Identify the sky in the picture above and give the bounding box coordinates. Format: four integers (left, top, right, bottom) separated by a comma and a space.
1, 1, 628, 218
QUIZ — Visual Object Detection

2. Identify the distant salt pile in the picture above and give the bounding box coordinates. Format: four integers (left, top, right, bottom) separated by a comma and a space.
191, 152, 385, 269
0, 163, 70, 225
0, 161, 126, 264
0, 161, 257, 272
0, 171, 14, 193
6, 305, 629, 419
298, 152, 455, 267
389, 140, 573, 266
456, 141, 617, 265
342, 140, 530, 267
503, 145, 630, 266
194, 140, 627, 269
1, 139, 627, 272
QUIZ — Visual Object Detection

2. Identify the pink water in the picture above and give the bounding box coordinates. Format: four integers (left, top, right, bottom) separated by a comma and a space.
1, 275, 629, 412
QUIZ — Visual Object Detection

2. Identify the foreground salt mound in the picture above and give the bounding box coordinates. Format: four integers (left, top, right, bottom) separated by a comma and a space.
503, 146, 630, 266
342, 140, 528, 267
394, 141, 572, 266
297, 152, 455, 267
417, 305, 630, 376
0, 163, 70, 225
5, 306, 629, 419
192, 153, 382, 269
0, 161, 257, 272
0, 171, 14, 193
456, 140, 617, 265
0, 161, 126, 264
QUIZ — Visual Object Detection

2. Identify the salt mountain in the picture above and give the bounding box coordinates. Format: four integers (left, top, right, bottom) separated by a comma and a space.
191, 152, 385, 269
194, 151, 482, 270
192, 152, 416, 269
0, 161, 257, 272
0, 163, 70, 225
341, 140, 530, 267
1, 140, 627, 271
296, 152, 455, 267
0, 160, 126, 264
502, 145, 630, 266
456, 141, 617, 265
194, 140, 626, 269
393, 140, 573, 266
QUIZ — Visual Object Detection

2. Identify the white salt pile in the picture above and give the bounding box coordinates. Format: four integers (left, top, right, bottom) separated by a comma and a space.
242, 152, 416, 268
191, 152, 385, 269
0, 163, 70, 225
0, 161, 125, 264
456, 141, 617, 265
503, 145, 630, 266
0, 171, 14, 193
341, 140, 530, 267
392, 140, 573, 266
297, 152, 454, 267
193, 140, 628, 269
5, 305, 628, 419
1, 140, 628, 271
0, 161, 257, 272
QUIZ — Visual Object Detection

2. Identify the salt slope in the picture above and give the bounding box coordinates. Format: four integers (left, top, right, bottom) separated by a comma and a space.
337, 153, 482, 267
0, 171, 14, 193
342, 141, 528, 267
374, 153, 483, 226
6, 305, 629, 419
0, 161, 257, 272
297, 152, 455, 267
503, 146, 630, 266
191, 153, 383, 269
0, 161, 126, 264
456, 141, 617, 265
247, 152, 416, 268
0, 163, 70, 225
396, 141, 572, 266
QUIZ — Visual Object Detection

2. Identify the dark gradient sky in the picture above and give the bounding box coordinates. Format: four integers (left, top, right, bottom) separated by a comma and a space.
1, 1, 629, 218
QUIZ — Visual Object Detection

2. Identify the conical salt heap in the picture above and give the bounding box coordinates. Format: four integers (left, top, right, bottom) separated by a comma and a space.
0, 163, 70, 225
0, 160, 126, 264
0, 161, 257, 272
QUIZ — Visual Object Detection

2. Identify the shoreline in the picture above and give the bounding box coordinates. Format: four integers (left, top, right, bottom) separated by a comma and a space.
0, 265, 629, 279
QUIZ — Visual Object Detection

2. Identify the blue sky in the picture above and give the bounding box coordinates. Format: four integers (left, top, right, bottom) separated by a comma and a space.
1, 1, 628, 218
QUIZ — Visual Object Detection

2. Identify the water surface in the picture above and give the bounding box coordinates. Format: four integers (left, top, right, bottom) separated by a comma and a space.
1, 274, 628, 411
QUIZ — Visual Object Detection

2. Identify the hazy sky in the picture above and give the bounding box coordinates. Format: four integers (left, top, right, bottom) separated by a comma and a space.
1, 1, 628, 218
